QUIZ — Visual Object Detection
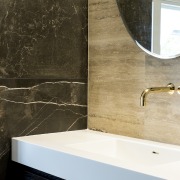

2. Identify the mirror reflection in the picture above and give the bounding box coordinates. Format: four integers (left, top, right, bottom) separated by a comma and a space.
116, 0, 180, 59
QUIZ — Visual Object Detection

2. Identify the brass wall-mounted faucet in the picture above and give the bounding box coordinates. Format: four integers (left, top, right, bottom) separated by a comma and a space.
140, 83, 175, 106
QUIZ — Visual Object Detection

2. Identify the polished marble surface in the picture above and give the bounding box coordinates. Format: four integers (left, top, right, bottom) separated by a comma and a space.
0, 0, 88, 79
0, 0, 88, 179
0, 79, 87, 179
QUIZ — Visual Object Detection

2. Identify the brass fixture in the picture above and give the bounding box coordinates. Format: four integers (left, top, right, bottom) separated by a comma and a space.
140, 83, 175, 106
177, 86, 180, 94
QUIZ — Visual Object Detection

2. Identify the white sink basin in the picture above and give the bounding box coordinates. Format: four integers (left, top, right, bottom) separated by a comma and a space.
12, 129, 180, 180
67, 139, 180, 167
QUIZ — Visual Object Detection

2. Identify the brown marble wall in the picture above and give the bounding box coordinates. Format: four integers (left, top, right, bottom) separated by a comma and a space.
0, 0, 88, 79
0, 0, 88, 179
88, 0, 180, 145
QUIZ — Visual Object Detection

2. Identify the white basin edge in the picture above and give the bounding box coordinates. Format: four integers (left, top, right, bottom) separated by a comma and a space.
11, 129, 180, 180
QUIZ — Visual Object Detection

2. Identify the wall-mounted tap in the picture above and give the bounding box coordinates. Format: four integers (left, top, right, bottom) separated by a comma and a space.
177, 86, 180, 94
140, 83, 175, 106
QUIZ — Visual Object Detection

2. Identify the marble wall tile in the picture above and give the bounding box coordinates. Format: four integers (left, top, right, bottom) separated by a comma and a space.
88, 0, 146, 138
0, 79, 87, 179
88, 0, 180, 146
0, 0, 88, 79
144, 56, 180, 144
0, 0, 88, 179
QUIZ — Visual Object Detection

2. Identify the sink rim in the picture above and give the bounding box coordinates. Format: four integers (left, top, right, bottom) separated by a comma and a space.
12, 129, 180, 180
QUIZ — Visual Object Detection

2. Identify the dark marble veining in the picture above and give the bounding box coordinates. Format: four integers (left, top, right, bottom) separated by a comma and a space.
0, 80, 87, 179
0, 0, 88, 179
0, 0, 88, 78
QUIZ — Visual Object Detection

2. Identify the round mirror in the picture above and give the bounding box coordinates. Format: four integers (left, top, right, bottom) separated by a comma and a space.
116, 0, 180, 59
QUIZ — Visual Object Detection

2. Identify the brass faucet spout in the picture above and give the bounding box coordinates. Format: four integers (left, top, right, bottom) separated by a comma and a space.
140, 83, 175, 106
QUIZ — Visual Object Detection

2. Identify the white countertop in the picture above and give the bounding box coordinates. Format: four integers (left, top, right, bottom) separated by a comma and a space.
12, 129, 180, 180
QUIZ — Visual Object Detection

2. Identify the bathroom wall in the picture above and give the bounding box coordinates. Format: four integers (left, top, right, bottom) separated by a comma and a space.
88, 0, 180, 145
0, 0, 88, 179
